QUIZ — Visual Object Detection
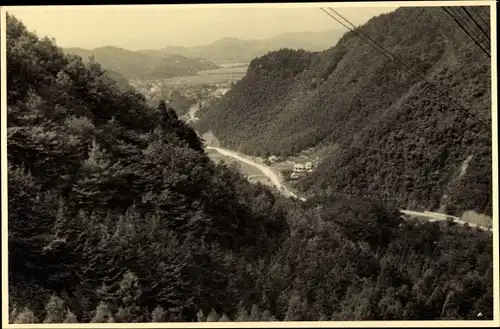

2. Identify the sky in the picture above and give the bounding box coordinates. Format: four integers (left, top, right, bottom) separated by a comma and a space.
6, 4, 398, 50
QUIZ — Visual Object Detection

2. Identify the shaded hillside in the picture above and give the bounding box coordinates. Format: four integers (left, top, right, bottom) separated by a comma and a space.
7, 13, 288, 322
64, 46, 220, 80
196, 7, 492, 217
104, 69, 131, 90
6, 13, 493, 323
139, 29, 344, 63
169, 90, 197, 117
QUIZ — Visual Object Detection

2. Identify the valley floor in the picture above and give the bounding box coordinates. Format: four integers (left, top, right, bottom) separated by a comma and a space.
203, 134, 492, 231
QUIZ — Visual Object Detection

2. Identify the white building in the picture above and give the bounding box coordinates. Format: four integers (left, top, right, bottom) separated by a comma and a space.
268, 155, 279, 163
293, 163, 305, 173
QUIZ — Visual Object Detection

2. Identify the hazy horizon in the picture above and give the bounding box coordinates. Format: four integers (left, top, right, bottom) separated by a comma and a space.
6, 4, 398, 50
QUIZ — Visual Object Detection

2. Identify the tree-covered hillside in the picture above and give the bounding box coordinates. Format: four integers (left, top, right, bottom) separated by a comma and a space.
7, 13, 287, 322
6, 12, 493, 323
195, 7, 492, 217
169, 90, 197, 117
64, 46, 220, 80
104, 69, 131, 90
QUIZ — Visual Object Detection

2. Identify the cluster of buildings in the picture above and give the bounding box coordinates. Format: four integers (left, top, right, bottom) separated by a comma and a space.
129, 78, 231, 106
290, 161, 314, 179
265, 154, 318, 181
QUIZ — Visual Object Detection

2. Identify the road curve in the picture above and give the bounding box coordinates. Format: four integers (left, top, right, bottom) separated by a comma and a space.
206, 145, 297, 198
205, 146, 491, 231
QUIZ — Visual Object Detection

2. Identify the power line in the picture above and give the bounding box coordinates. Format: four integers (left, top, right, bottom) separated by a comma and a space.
451, 6, 490, 52
442, 7, 490, 57
461, 6, 490, 42
311, 7, 492, 204
320, 7, 489, 131
455, 6, 491, 52
452, 6, 490, 46
327, 6, 490, 120
319, 8, 393, 61
470, 5, 490, 32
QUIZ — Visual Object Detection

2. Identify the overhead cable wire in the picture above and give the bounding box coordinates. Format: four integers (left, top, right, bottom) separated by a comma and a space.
320, 7, 489, 131
442, 6, 491, 57
319, 8, 394, 60
451, 6, 490, 49
328, 7, 490, 127
450, 6, 490, 50
470, 5, 491, 31
461, 6, 491, 41
316, 7, 492, 202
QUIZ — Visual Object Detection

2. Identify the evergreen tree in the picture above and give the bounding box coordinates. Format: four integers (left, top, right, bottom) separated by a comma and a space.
90, 302, 114, 323
219, 313, 231, 322
206, 308, 219, 322
14, 307, 39, 324
151, 306, 166, 322
63, 309, 78, 323
43, 295, 66, 323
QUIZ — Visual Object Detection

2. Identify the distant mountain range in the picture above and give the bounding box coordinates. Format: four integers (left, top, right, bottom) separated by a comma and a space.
63, 46, 220, 80
138, 29, 345, 63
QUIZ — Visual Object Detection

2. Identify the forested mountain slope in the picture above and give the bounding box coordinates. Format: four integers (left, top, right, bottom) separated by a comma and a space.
104, 69, 131, 90
64, 46, 220, 80
6, 13, 493, 323
7, 13, 287, 322
196, 7, 492, 217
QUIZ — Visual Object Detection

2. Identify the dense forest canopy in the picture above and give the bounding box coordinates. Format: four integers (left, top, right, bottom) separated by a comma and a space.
195, 6, 492, 218
103, 69, 131, 90
6, 11, 494, 324
169, 90, 197, 117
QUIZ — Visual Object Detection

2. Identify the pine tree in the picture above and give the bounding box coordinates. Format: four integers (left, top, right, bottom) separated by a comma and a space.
261, 309, 272, 321
63, 309, 78, 323
206, 308, 219, 322
151, 306, 166, 322
14, 307, 39, 324
250, 304, 262, 321
284, 295, 305, 321
196, 308, 205, 322
43, 295, 66, 323
9, 306, 19, 323
115, 307, 133, 323
219, 313, 231, 322
234, 305, 250, 322
90, 301, 113, 323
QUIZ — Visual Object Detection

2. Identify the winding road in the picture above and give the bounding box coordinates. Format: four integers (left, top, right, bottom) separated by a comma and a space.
205, 146, 491, 231
206, 145, 298, 199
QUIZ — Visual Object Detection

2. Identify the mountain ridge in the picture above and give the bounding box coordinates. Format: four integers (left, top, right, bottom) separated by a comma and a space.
63, 46, 220, 80
139, 29, 345, 63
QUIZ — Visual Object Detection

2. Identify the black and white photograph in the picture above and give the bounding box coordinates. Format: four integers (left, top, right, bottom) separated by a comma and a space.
1, 1, 498, 326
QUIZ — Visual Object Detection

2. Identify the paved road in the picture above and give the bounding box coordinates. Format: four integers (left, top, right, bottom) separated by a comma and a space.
400, 210, 490, 231
205, 146, 491, 231
206, 146, 297, 198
